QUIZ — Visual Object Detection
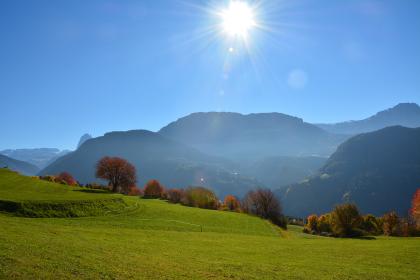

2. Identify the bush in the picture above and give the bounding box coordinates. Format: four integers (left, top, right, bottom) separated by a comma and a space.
40, 175, 56, 183
128, 186, 142, 196
242, 188, 286, 229
56, 172, 77, 186
360, 214, 381, 235
166, 188, 184, 204
223, 195, 241, 211
143, 180, 165, 199
85, 183, 109, 190
330, 204, 362, 237
181, 186, 219, 210
382, 211, 401, 236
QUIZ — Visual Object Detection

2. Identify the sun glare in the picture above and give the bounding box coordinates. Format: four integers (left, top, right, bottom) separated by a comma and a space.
221, 1, 256, 38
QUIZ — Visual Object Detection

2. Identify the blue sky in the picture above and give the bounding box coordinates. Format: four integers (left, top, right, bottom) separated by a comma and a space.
1, 0, 419, 150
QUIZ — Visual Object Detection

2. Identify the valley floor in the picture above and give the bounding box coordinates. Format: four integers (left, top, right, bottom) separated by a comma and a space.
0, 198, 419, 279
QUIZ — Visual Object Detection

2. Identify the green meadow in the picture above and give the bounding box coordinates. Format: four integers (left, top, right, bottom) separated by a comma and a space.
0, 169, 419, 279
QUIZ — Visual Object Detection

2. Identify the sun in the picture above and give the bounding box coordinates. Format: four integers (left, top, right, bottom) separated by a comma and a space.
221, 1, 256, 38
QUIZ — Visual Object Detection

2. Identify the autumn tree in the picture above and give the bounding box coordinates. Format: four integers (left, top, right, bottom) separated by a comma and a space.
56, 172, 77, 186
410, 189, 420, 229
95, 157, 136, 194
330, 204, 363, 237
242, 188, 286, 228
305, 214, 318, 233
317, 214, 332, 233
143, 179, 165, 198
223, 195, 240, 211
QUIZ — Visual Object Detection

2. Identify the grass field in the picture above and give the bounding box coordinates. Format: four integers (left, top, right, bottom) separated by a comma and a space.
1, 169, 419, 279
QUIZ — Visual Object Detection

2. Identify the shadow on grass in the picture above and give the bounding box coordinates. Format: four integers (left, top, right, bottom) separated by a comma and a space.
352, 236, 377, 240
73, 189, 112, 194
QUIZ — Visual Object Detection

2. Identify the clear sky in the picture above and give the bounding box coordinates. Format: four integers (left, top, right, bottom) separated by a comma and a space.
1, 0, 419, 150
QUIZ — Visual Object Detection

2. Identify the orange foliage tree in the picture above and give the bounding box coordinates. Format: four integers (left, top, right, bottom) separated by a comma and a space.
223, 195, 240, 211
143, 179, 165, 198
95, 157, 136, 194
306, 214, 318, 232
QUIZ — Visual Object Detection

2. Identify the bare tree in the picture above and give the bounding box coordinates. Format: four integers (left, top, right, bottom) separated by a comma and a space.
242, 188, 285, 227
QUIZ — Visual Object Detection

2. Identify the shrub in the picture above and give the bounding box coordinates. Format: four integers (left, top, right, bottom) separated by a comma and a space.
242, 188, 286, 228
40, 175, 56, 183
181, 186, 218, 209
143, 180, 165, 198
56, 172, 77, 186
166, 188, 184, 204
128, 186, 142, 196
223, 195, 241, 211
360, 214, 381, 235
330, 204, 363, 237
382, 211, 401, 236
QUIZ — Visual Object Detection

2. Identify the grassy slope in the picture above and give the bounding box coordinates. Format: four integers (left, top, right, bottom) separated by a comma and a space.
0, 170, 420, 279
0, 168, 115, 201
0, 169, 127, 217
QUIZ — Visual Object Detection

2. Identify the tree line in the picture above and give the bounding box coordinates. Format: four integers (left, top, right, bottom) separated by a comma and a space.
303, 197, 420, 238
39, 156, 287, 229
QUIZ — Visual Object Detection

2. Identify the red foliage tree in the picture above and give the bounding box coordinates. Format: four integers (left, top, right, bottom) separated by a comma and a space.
410, 189, 420, 227
143, 179, 165, 198
95, 157, 136, 194
223, 195, 240, 211
56, 172, 77, 186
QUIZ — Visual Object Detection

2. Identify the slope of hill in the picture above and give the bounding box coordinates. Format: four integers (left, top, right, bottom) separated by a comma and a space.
0, 170, 419, 279
317, 103, 420, 135
40, 130, 259, 197
0, 148, 70, 169
0, 155, 39, 175
0, 169, 127, 217
281, 126, 420, 217
159, 112, 345, 160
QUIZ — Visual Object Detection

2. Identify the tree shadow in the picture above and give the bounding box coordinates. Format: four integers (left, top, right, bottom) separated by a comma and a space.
352, 236, 376, 240
73, 189, 112, 194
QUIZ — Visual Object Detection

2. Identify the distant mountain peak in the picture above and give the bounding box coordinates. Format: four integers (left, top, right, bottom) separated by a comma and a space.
77, 133, 92, 148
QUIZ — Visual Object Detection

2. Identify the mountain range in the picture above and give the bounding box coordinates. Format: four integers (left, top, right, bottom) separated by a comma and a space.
0, 148, 70, 169
317, 103, 420, 135
4, 103, 420, 215
0, 154, 39, 175
40, 130, 259, 197
160, 112, 345, 160
280, 126, 420, 216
